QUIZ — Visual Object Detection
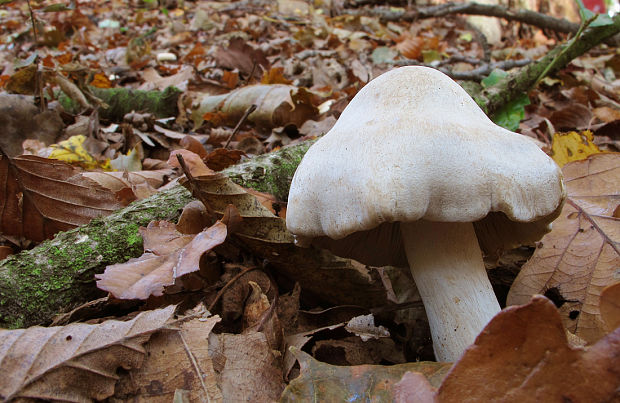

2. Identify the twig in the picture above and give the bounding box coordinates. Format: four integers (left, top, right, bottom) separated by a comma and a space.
178, 331, 212, 402
477, 12, 620, 116
394, 59, 532, 81
176, 154, 216, 223
26, 0, 38, 45
207, 265, 259, 312
223, 104, 257, 149
534, 15, 597, 87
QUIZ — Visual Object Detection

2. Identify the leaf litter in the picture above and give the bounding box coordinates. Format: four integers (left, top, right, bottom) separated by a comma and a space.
0, 0, 619, 400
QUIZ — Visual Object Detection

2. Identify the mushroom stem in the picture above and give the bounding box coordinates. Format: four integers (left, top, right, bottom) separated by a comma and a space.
401, 220, 501, 362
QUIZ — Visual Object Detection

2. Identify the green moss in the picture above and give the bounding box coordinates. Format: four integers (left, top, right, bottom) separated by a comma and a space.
226, 139, 315, 201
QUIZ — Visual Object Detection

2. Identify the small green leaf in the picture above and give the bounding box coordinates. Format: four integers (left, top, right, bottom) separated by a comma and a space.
422, 49, 441, 64
459, 32, 473, 42
574, 0, 614, 26
42, 2, 74, 12
481, 69, 508, 87
491, 94, 530, 131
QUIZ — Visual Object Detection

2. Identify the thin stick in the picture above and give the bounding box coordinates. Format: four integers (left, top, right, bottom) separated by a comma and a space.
224, 104, 257, 149
207, 265, 258, 312
176, 154, 216, 223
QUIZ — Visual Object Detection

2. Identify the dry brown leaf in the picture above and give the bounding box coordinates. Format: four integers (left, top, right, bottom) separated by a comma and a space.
0, 94, 63, 158
213, 37, 270, 78
394, 372, 437, 403
168, 149, 214, 177
508, 153, 620, 342
280, 348, 451, 402
0, 306, 175, 402
116, 309, 223, 402
242, 281, 283, 353
176, 200, 211, 234
180, 134, 208, 158
204, 148, 245, 171
80, 169, 173, 199
0, 155, 125, 242
183, 173, 293, 244
380, 296, 620, 402
194, 84, 318, 129
141, 220, 195, 256
96, 220, 228, 299
600, 282, 620, 332
208, 331, 285, 401
436, 296, 620, 402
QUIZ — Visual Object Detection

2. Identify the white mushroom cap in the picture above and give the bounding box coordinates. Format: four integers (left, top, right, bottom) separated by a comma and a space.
286, 66, 565, 266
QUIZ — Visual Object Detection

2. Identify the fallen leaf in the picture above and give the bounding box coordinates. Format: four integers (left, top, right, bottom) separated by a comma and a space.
0, 155, 125, 241
436, 296, 620, 402
551, 130, 604, 167
193, 84, 318, 129
209, 331, 285, 401
213, 37, 269, 78
344, 314, 390, 341
0, 94, 63, 157
80, 168, 173, 199
96, 220, 228, 299
49, 134, 110, 170
183, 173, 293, 244
168, 149, 214, 177
280, 348, 451, 402
508, 153, 620, 343
394, 372, 436, 403
116, 309, 223, 402
0, 306, 175, 402
205, 148, 245, 171
599, 282, 620, 332
261, 67, 292, 85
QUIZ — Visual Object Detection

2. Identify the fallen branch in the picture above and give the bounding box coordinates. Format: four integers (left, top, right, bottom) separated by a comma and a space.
477, 12, 620, 116
346, 1, 580, 34
394, 58, 532, 81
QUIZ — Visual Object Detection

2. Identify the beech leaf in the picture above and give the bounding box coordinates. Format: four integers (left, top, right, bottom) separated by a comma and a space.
117, 310, 223, 402
0, 306, 175, 402
550, 130, 603, 167
0, 155, 125, 241
507, 153, 620, 343
96, 220, 228, 299
280, 348, 451, 402
193, 84, 318, 129
435, 296, 620, 402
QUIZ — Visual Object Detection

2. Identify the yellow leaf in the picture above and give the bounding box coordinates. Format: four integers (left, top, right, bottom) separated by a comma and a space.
49, 135, 106, 170
550, 130, 603, 167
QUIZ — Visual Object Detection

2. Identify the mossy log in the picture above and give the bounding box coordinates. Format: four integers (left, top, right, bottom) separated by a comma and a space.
59, 86, 182, 121
0, 140, 386, 328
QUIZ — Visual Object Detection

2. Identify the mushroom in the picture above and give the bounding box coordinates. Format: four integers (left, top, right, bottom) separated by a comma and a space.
286, 66, 566, 362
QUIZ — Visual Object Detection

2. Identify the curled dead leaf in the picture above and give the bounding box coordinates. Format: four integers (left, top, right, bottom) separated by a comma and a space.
194, 84, 318, 129
96, 220, 228, 299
